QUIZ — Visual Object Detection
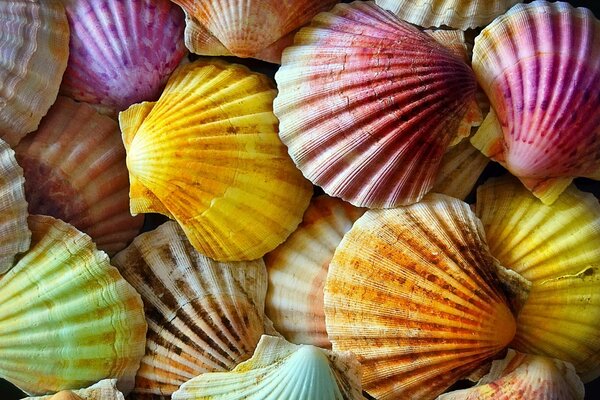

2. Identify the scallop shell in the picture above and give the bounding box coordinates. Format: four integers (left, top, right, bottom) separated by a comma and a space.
14, 96, 144, 256
171, 335, 363, 400
0, 0, 69, 147
120, 59, 312, 261
0, 215, 147, 395
376, 0, 522, 29
25, 379, 124, 400
265, 196, 365, 349
274, 1, 478, 208
471, 1, 600, 205
438, 350, 584, 400
325, 194, 516, 399
112, 221, 277, 397
172, 0, 339, 63
475, 176, 600, 381
0, 138, 30, 273
60, 0, 186, 115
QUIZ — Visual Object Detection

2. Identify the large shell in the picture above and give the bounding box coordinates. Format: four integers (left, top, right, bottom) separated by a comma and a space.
265, 196, 365, 348
274, 1, 478, 208
475, 176, 600, 382
325, 194, 516, 399
120, 60, 312, 261
0, 215, 147, 395
471, 1, 600, 205
171, 335, 363, 400
25, 379, 124, 400
172, 0, 339, 63
376, 0, 522, 29
14, 96, 144, 256
0, 138, 30, 273
60, 0, 186, 115
438, 350, 584, 400
0, 0, 69, 147
112, 221, 277, 397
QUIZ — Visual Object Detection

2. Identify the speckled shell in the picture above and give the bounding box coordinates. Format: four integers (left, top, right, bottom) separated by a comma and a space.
25, 379, 124, 400
171, 335, 363, 400
325, 194, 516, 399
376, 0, 522, 29
14, 96, 144, 256
438, 350, 584, 400
0, 0, 69, 147
172, 0, 339, 63
471, 1, 600, 205
120, 60, 312, 261
0, 138, 30, 273
274, 1, 478, 208
60, 0, 186, 115
476, 176, 600, 382
265, 196, 365, 348
112, 221, 277, 397
0, 215, 147, 395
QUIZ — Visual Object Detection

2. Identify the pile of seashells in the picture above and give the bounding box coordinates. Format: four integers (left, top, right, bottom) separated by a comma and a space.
1, 0, 600, 399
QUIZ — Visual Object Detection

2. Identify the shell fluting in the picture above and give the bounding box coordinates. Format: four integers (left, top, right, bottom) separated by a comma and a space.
25, 379, 124, 400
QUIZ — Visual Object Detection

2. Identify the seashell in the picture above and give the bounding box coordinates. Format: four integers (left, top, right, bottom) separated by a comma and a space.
0, 138, 30, 273
375, 0, 522, 29
471, 1, 600, 205
112, 221, 277, 397
274, 1, 479, 208
438, 349, 584, 400
14, 96, 144, 256
265, 195, 365, 348
433, 138, 489, 200
60, 0, 186, 115
324, 194, 516, 399
171, 335, 363, 400
120, 59, 312, 261
475, 176, 600, 382
26, 379, 124, 400
172, 0, 339, 63
0, 215, 147, 395
0, 0, 69, 147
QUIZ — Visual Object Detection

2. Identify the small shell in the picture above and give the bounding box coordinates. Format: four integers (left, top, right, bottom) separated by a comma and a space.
438, 350, 584, 400
0, 138, 30, 273
0, 215, 147, 395
376, 0, 522, 29
325, 194, 516, 399
112, 221, 277, 397
25, 379, 124, 400
120, 60, 312, 261
60, 0, 186, 115
475, 176, 600, 382
0, 0, 69, 146
471, 1, 600, 205
274, 1, 478, 208
15, 96, 144, 256
265, 196, 365, 348
172, 0, 339, 63
171, 335, 363, 400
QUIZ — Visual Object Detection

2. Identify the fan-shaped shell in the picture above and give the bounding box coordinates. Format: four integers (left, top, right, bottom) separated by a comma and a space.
0, 0, 69, 147
0, 215, 147, 395
265, 196, 365, 348
172, 0, 339, 63
112, 221, 277, 397
0, 138, 30, 273
376, 0, 522, 29
325, 194, 516, 399
26, 379, 124, 400
274, 1, 478, 208
120, 60, 312, 261
471, 1, 600, 205
438, 349, 584, 400
60, 0, 186, 115
14, 96, 144, 255
171, 335, 363, 400
475, 176, 600, 382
